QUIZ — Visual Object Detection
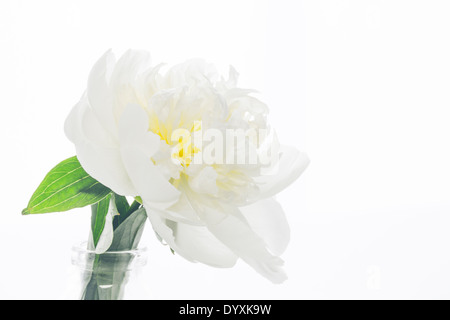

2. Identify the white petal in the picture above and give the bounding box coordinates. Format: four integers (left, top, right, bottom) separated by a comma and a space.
118, 103, 160, 155
164, 59, 218, 88
146, 210, 195, 262
240, 198, 290, 256
64, 94, 84, 143
158, 193, 203, 225
255, 145, 309, 199
110, 50, 152, 118
147, 208, 237, 268
76, 141, 137, 196
227, 65, 239, 88
173, 222, 238, 268
121, 146, 180, 209
82, 99, 117, 148
110, 49, 151, 87
65, 94, 137, 196
86, 49, 118, 141
204, 207, 288, 284
188, 166, 219, 195
118, 104, 180, 209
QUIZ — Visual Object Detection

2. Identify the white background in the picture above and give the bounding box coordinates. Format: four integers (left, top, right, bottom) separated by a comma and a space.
1, 0, 449, 299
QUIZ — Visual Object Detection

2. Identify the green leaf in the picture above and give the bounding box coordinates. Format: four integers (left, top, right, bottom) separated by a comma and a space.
112, 194, 130, 230
109, 207, 147, 251
91, 194, 112, 248
114, 198, 143, 229
22, 156, 111, 215
114, 194, 130, 215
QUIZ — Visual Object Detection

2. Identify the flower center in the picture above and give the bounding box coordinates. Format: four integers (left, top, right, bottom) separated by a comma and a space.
149, 113, 201, 168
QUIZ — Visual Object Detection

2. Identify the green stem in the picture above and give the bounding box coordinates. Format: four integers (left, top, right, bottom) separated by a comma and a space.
81, 206, 147, 300
128, 200, 141, 214
81, 253, 131, 300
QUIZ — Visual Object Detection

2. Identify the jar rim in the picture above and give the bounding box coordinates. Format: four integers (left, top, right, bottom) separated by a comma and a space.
71, 242, 148, 270
72, 241, 148, 255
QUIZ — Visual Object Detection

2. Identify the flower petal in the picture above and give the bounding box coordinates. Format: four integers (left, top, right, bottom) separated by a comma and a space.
255, 145, 309, 199
110, 50, 152, 118
146, 210, 195, 262
64, 95, 137, 196
147, 208, 237, 268
76, 142, 137, 196
64, 94, 84, 144
163, 59, 218, 88
110, 49, 151, 88
118, 104, 180, 209
240, 198, 290, 256
86, 49, 118, 141
188, 166, 219, 195
172, 222, 238, 268
203, 207, 288, 284
159, 193, 203, 225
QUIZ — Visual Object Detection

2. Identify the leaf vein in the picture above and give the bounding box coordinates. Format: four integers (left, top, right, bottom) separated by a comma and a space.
30, 175, 92, 210
41, 167, 84, 193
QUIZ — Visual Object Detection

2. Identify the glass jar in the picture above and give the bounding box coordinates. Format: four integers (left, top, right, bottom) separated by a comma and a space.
67, 242, 149, 300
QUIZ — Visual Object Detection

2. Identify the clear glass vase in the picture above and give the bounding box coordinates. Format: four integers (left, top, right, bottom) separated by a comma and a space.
67, 242, 149, 300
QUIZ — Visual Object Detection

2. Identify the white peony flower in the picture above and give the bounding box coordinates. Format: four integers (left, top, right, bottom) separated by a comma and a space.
65, 49, 309, 283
